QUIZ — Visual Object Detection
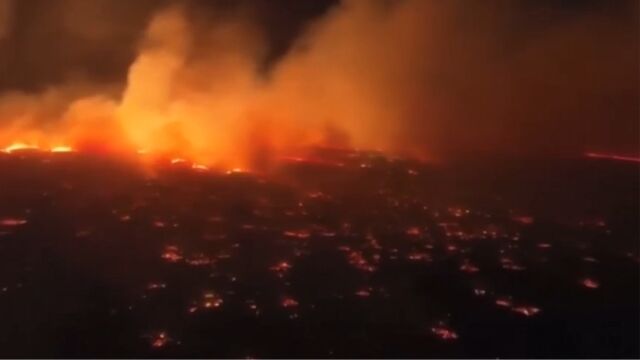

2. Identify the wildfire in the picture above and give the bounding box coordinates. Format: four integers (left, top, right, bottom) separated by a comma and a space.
161, 246, 184, 263
281, 297, 299, 308
0, 217, 28, 227
202, 292, 224, 309
192, 163, 209, 171
459, 261, 480, 273
495, 298, 512, 308
283, 230, 311, 239
0, 0, 406, 172
2, 143, 40, 153
150, 331, 171, 348
51, 146, 74, 153
270, 261, 292, 277
226, 168, 246, 175
431, 325, 458, 341
170, 158, 187, 165
473, 288, 486, 296
147, 282, 167, 290
1, 142, 75, 154
585, 152, 640, 163
581, 278, 600, 289
512, 306, 541, 317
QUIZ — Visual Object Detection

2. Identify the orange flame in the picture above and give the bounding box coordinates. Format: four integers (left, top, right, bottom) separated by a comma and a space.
2, 142, 40, 153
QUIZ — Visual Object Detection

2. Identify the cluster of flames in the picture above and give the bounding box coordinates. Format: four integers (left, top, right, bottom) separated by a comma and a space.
1, 1, 636, 171
0, 5, 353, 172
1, 142, 73, 154
0, 141, 253, 175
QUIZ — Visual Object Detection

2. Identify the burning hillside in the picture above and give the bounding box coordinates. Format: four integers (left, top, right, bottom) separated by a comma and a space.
0, 0, 637, 168
0, 0, 637, 358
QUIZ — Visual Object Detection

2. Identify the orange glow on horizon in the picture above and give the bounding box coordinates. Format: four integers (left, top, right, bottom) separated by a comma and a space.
2, 142, 40, 153
51, 146, 74, 153
0, 4, 424, 171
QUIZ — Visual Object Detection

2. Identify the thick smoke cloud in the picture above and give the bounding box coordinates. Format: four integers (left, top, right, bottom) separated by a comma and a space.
267, 0, 638, 159
0, 0, 637, 168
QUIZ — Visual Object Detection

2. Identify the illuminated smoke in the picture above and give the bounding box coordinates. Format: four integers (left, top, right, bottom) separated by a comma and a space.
0, 0, 636, 168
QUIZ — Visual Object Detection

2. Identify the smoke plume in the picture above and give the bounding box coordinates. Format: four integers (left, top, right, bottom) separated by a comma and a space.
0, 0, 636, 168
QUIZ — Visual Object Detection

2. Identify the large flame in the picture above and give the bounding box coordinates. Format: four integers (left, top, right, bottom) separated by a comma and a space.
0, 5, 353, 170
0, 1, 636, 167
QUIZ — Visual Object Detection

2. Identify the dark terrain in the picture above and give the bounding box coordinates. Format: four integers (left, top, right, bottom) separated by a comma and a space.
0, 148, 637, 358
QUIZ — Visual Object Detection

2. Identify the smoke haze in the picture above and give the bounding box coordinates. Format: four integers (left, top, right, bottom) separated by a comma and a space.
0, 0, 637, 168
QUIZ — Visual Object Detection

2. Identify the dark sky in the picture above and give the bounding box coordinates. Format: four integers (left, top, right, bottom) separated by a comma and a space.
0, 0, 338, 92
1, 0, 633, 91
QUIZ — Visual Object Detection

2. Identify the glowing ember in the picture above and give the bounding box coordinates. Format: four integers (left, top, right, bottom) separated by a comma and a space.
147, 282, 167, 290
512, 306, 541, 317
241, 300, 261, 316
0, 218, 27, 227
50, 146, 74, 153
2, 143, 39, 153
150, 332, 171, 348
226, 168, 245, 175
192, 163, 209, 171
170, 158, 187, 165
448, 207, 469, 217
473, 288, 487, 296
185, 254, 213, 266
459, 261, 480, 273
281, 297, 299, 308
153, 221, 166, 228
502, 263, 526, 271
407, 252, 431, 262
581, 278, 600, 289
283, 230, 311, 239
512, 216, 534, 225
500, 257, 526, 271
202, 292, 224, 309
161, 246, 184, 263
585, 152, 640, 163
270, 261, 292, 277
495, 298, 512, 308
347, 251, 376, 272
431, 325, 458, 341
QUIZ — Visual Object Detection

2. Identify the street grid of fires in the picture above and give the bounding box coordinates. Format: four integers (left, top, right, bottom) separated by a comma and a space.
0, 146, 637, 357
